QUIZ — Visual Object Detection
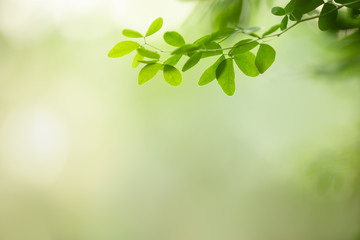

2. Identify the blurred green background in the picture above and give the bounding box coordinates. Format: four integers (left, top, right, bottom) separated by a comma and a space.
0, 0, 359, 239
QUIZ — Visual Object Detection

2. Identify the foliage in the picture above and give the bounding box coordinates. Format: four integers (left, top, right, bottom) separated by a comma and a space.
108, 0, 360, 96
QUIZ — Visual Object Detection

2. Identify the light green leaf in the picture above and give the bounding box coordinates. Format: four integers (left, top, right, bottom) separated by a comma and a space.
255, 44, 276, 74
137, 47, 160, 59
137, 60, 159, 64
318, 3, 338, 31
229, 39, 259, 56
216, 58, 235, 96
193, 35, 213, 46
122, 29, 143, 38
243, 26, 261, 34
132, 53, 144, 68
280, 16, 289, 31
262, 24, 281, 37
163, 31, 186, 47
182, 52, 202, 72
164, 54, 182, 66
138, 63, 162, 85
163, 65, 182, 86
201, 42, 223, 58
145, 17, 163, 37
198, 55, 225, 86
108, 41, 140, 58
171, 44, 199, 55
271, 6, 286, 16
234, 52, 259, 77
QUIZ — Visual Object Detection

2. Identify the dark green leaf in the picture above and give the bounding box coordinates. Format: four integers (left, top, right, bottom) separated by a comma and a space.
171, 44, 199, 55
284, 0, 296, 14
201, 42, 223, 58
334, 0, 360, 9
145, 17, 163, 37
137, 47, 160, 59
271, 7, 286, 16
234, 52, 259, 77
293, 0, 324, 20
216, 58, 236, 96
163, 31, 186, 47
229, 39, 259, 56
138, 63, 162, 85
122, 29, 143, 38
164, 54, 182, 66
262, 24, 281, 37
182, 52, 202, 72
255, 44, 276, 74
280, 16, 289, 31
318, 3, 338, 31
163, 65, 182, 86
108, 41, 140, 58
198, 55, 225, 86
132, 53, 144, 68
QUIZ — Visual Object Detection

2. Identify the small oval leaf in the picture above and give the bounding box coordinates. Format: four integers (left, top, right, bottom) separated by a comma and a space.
262, 24, 281, 37
229, 39, 259, 56
216, 58, 236, 96
198, 55, 225, 86
163, 65, 182, 86
182, 52, 202, 72
145, 17, 163, 37
280, 16, 289, 31
108, 41, 140, 58
138, 63, 162, 85
255, 44, 276, 74
234, 52, 259, 77
122, 29, 143, 38
171, 44, 199, 55
137, 47, 160, 59
164, 54, 182, 66
271, 7, 286, 16
163, 31, 186, 47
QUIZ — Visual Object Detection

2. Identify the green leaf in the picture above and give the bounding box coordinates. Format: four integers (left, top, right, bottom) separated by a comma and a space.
262, 24, 281, 37
211, 28, 236, 40
163, 31, 186, 47
137, 60, 159, 64
229, 39, 259, 56
234, 52, 259, 77
318, 3, 338, 31
243, 26, 261, 34
280, 16, 289, 31
284, 0, 296, 14
216, 58, 236, 96
182, 52, 202, 72
122, 29, 143, 38
293, 0, 324, 20
171, 44, 199, 55
108, 41, 140, 58
163, 65, 182, 86
201, 42, 223, 58
198, 55, 225, 86
164, 54, 182, 66
145, 17, 163, 37
138, 63, 162, 85
132, 53, 144, 68
193, 35, 213, 46
271, 7, 286, 16
137, 47, 160, 59
255, 44, 276, 74
335, 0, 360, 9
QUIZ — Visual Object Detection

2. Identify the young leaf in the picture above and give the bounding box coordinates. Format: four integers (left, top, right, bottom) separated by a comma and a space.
171, 44, 199, 55
137, 47, 160, 59
280, 16, 289, 31
163, 65, 182, 86
138, 63, 162, 85
132, 53, 144, 68
108, 41, 140, 58
198, 55, 225, 86
145, 17, 163, 37
255, 44, 276, 74
163, 31, 186, 47
318, 3, 338, 31
234, 52, 259, 77
182, 52, 202, 72
193, 35, 213, 46
271, 7, 286, 16
164, 54, 182, 66
201, 42, 223, 58
229, 39, 259, 56
262, 24, 281, 37
216, 58, 236, 96
122, 29, 143, 38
